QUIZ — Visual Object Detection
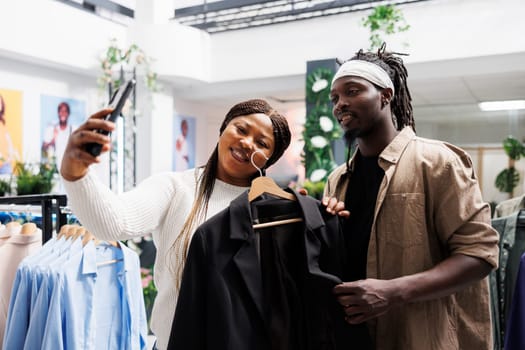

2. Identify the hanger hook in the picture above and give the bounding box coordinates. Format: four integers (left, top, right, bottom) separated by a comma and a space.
25, 204, 32, 223
250, 150, 269, 177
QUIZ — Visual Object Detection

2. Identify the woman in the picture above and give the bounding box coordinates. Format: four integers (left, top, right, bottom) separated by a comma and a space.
60, 99, 292, 350
0, 94, 18, 175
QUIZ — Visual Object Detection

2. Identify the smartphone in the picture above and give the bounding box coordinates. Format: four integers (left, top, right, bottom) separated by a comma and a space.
85, 79, 136, 157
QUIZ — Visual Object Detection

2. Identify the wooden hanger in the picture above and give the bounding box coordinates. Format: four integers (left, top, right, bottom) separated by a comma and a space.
79, 230, 121, 266
248, 176, 296, 202
57, 224, 80, 239
248, 150, 296, 202
71, 226, 87, 241
247, 151, 302, 228
81, 231, 118, 247
82, 230, 100, 247
56, 224, 73, 239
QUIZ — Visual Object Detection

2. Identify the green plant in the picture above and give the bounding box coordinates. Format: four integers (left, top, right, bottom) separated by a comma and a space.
494, 135, 525, 196
495, 168, 520, 194
302, 179, 326, 200
99, 38, 160, 92
301, 68, 342, 186
305, 67, 333, 105
361, 4, 410, 51
14, 161, 57, 195
140, 266, 157, 333
503, 136, 525, 160
0, 178, 11, 196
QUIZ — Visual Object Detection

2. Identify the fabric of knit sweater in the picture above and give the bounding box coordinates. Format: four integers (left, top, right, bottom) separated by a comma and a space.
63, 168, 249, 350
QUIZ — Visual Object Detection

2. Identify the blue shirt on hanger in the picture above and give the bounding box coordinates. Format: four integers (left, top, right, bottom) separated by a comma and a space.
40, 241, 147, 350
23, 238, 83, 350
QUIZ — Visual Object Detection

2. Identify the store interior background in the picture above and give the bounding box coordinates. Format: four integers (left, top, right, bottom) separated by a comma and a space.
0, 0, 524, 205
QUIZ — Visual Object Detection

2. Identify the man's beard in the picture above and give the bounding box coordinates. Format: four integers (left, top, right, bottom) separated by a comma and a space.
343, 128, 360, 148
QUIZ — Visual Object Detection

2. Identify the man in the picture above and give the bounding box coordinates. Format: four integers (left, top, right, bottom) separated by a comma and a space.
322, 45, 499, 349
42, 101, 75, 170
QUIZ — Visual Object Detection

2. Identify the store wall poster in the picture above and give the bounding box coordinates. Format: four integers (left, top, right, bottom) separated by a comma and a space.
173, 115, 196, 171
40, 95, 86, 170
0, 88, 23, 175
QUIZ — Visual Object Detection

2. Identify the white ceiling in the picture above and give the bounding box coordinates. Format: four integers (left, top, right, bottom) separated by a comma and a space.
171, 50, 525, 127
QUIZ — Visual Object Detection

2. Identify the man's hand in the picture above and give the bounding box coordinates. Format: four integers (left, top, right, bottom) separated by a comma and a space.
333, 279, 402, 324
297, 190, 350, 217
322, 196, 350, 217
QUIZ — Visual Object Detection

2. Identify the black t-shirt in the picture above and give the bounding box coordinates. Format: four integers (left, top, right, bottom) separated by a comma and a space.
343, 154, 385, 282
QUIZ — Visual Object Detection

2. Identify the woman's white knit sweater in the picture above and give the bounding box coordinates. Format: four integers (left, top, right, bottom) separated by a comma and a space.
62, 168, 249, 350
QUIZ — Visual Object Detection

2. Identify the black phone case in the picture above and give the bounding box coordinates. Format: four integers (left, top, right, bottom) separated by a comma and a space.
85, 79, 136, 157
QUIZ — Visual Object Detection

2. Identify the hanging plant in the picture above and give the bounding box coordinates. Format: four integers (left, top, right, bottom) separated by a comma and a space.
98, 38, 160, 92
361, 4, 410, 51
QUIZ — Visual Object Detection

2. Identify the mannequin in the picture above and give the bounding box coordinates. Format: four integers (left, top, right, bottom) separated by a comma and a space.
21, 222, 37, 235
5, 221, 21, 235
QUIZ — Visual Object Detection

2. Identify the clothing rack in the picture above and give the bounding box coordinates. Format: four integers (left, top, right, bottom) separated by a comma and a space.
0, 194, 68, 243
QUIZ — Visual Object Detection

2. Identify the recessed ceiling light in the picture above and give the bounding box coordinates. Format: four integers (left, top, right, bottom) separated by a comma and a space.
478, 100, 525, 111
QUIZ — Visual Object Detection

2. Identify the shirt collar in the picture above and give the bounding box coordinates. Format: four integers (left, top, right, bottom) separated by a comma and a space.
346, 126, 415, 170
379, 126, 415, 164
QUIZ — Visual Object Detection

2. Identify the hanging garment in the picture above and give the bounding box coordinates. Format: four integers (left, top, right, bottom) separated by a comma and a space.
494, 194, 525, 218
2, 236, 148, 350
490, 209, 525, 349
2, 234, 79, 350
0, 227, 41, 349
168, 189, 368, 350
504, 252, 525, 349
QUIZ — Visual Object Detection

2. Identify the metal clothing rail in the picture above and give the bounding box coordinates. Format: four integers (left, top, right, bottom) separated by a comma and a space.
0, 194, 68, 243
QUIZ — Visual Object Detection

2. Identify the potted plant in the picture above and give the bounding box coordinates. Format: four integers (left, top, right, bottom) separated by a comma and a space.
14, 161, 57, 195
0, 177, 11, 196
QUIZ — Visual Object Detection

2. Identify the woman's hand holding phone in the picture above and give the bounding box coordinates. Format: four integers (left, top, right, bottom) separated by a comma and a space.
85, 79, 135, 157
60, 108, 116, 181
60, 79, 135, 181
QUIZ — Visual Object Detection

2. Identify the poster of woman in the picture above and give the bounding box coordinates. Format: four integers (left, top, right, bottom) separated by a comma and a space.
172, 114, 196, 171
0, 88, 23, 175
40, 95, 86, 170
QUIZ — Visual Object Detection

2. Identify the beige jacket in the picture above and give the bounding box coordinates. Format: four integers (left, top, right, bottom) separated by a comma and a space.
324, 127, 499, 350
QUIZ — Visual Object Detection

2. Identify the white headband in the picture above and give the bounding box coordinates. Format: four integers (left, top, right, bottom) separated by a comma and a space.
332, 60, 395, 95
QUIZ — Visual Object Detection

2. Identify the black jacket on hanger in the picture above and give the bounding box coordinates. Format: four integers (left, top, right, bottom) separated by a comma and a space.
168, 189, 370, 350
